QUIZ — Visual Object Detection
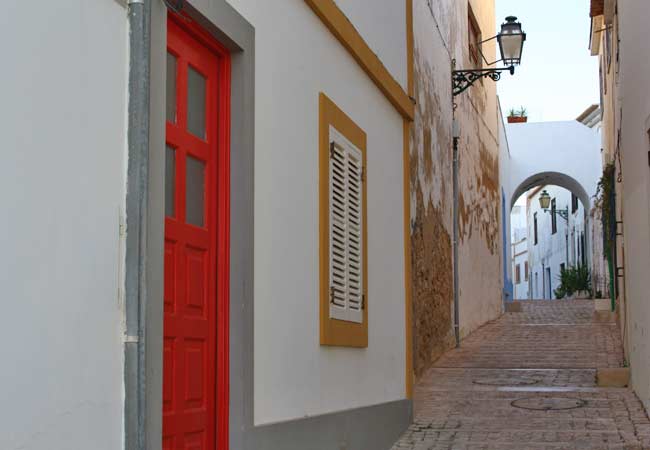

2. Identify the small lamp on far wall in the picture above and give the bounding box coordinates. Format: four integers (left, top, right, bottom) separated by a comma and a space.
538, 190, 552, 210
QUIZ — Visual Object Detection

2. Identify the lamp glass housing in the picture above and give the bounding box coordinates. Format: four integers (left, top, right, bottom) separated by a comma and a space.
497, 16, 526, 66
539, 190, 551, 210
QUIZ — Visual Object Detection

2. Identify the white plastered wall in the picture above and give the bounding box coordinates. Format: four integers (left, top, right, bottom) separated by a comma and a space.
506, 121, 602, 211
333, 0, 408, 90
511, 199, 529, 300
0, 1, 127, 449
617, 0, 650, 413
225, 0, 407, 425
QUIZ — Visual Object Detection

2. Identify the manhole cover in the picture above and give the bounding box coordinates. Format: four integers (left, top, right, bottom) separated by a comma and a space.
473, 377, 539, 386
511, 397, 586, 411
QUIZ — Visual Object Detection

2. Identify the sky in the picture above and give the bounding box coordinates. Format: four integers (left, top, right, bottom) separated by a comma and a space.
496, 0, 599, 122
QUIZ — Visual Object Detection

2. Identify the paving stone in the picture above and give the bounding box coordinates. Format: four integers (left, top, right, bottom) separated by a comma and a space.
391, 300, 649, 450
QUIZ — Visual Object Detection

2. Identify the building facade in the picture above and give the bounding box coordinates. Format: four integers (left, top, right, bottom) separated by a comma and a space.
409, 0, 503, 379
526, 186, 587, 299
0, 1, 517, 449
589, 0, 650, 415
510, 199, 529, 300
1, 1, 415, 449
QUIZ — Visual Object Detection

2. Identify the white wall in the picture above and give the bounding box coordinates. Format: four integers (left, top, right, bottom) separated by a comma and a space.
0, 1, 127, 449
510, 199, 529, 300
617, 0, 650, 414
334, 0, 407, 90
499, 101, 514, 302
512, 240, 529, 300
506, 121, 602, 210
225, 0, 407, 425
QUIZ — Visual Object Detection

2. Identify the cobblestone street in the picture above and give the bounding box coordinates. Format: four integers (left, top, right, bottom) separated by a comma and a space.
392, 300, 650, 449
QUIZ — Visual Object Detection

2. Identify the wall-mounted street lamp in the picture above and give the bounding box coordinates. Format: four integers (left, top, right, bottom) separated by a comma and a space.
538, 189, 569, 222
450, 15, 526, 348
452, 16, 526, 96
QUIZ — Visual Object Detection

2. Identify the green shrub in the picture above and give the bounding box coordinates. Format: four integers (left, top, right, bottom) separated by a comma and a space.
556, 264, 592, 298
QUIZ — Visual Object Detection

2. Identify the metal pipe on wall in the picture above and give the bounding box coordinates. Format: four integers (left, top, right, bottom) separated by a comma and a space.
452, 119, 460, 348
124, 0, 151, 448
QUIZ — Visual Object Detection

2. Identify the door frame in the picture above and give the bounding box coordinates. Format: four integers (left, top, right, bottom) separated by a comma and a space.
140, 1, 254, 448
164, 11, 232, 448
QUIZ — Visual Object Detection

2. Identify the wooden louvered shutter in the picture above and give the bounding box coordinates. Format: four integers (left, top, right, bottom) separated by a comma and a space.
329, 127, 364, 324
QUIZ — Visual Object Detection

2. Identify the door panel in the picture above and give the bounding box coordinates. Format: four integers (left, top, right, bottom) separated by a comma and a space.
164, 15, 230, 450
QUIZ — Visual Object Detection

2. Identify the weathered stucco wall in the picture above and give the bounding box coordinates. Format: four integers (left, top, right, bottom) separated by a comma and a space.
410, 0, 502, 377
455, 0, 503, 339
410, 0, 454, 377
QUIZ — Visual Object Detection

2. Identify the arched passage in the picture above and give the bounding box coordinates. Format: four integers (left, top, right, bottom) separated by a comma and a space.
504, 121, 601, 211
502, 121, 602, 301
509, 172, 593, 269
510, 172, 591, 213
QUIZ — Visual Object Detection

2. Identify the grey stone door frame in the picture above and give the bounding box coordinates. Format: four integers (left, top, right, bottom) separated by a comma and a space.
145, 1, 254, 448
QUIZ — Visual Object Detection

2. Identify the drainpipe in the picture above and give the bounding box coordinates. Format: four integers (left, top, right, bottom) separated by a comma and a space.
124, 1, 151, 449
541, 261, 546, 299
452, 119, 460, 348
565, 232, 569, 271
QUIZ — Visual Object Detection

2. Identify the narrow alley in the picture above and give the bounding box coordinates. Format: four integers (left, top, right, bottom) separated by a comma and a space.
5, 1, 650, 449
393, 300, 650, 450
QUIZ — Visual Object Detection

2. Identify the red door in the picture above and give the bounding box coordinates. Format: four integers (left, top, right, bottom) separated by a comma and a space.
164, 15, 230, 450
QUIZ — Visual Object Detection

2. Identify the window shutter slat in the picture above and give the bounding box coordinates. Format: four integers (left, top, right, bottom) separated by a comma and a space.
328, 127, 364, 324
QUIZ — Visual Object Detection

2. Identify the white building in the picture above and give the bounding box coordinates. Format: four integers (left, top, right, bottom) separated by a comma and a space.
511, 197, 529, 299
589, 0, 650, 414
0, 1, 414, 449
527, 186, 587, 299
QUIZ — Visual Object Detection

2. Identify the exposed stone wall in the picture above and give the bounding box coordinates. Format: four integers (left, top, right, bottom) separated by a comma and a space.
410, 0, 503, 378
411, 184, 455, 377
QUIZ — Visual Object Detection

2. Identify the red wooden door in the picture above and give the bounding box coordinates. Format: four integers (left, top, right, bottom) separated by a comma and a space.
164, 15, 230, 450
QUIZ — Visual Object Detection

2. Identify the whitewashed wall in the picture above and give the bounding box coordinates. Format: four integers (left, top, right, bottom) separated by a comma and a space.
510, 199, 529, 300
499, 102, 514, 302
0, 1, 128, 449
334, 0, 407, 90
506, 121, 602, 210
617, 0, 650, 414
225, 0, 407, 425
512, 239, 529, 300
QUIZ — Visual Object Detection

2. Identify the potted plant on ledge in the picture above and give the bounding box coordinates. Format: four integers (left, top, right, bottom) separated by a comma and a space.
507, 106, 528, 123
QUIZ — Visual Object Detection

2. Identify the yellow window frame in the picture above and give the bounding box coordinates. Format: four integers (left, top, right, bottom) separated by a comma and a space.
319, 93, 368, 348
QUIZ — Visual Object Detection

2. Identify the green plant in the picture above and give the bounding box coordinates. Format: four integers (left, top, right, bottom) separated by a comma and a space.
595, 162, 616, 253
556, 264, 592, 298
508, 107, 528, 118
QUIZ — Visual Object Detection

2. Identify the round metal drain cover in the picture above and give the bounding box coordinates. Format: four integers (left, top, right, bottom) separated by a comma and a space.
473, 377, 539, 386
511, 397, 586, 411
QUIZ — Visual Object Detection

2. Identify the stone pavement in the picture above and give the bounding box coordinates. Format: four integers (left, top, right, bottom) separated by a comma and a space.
392, 300, 650, 450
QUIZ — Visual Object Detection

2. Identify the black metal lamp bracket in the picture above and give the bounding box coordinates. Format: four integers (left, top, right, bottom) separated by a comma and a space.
543, 207, 569, 223
452, 66, 514, 97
